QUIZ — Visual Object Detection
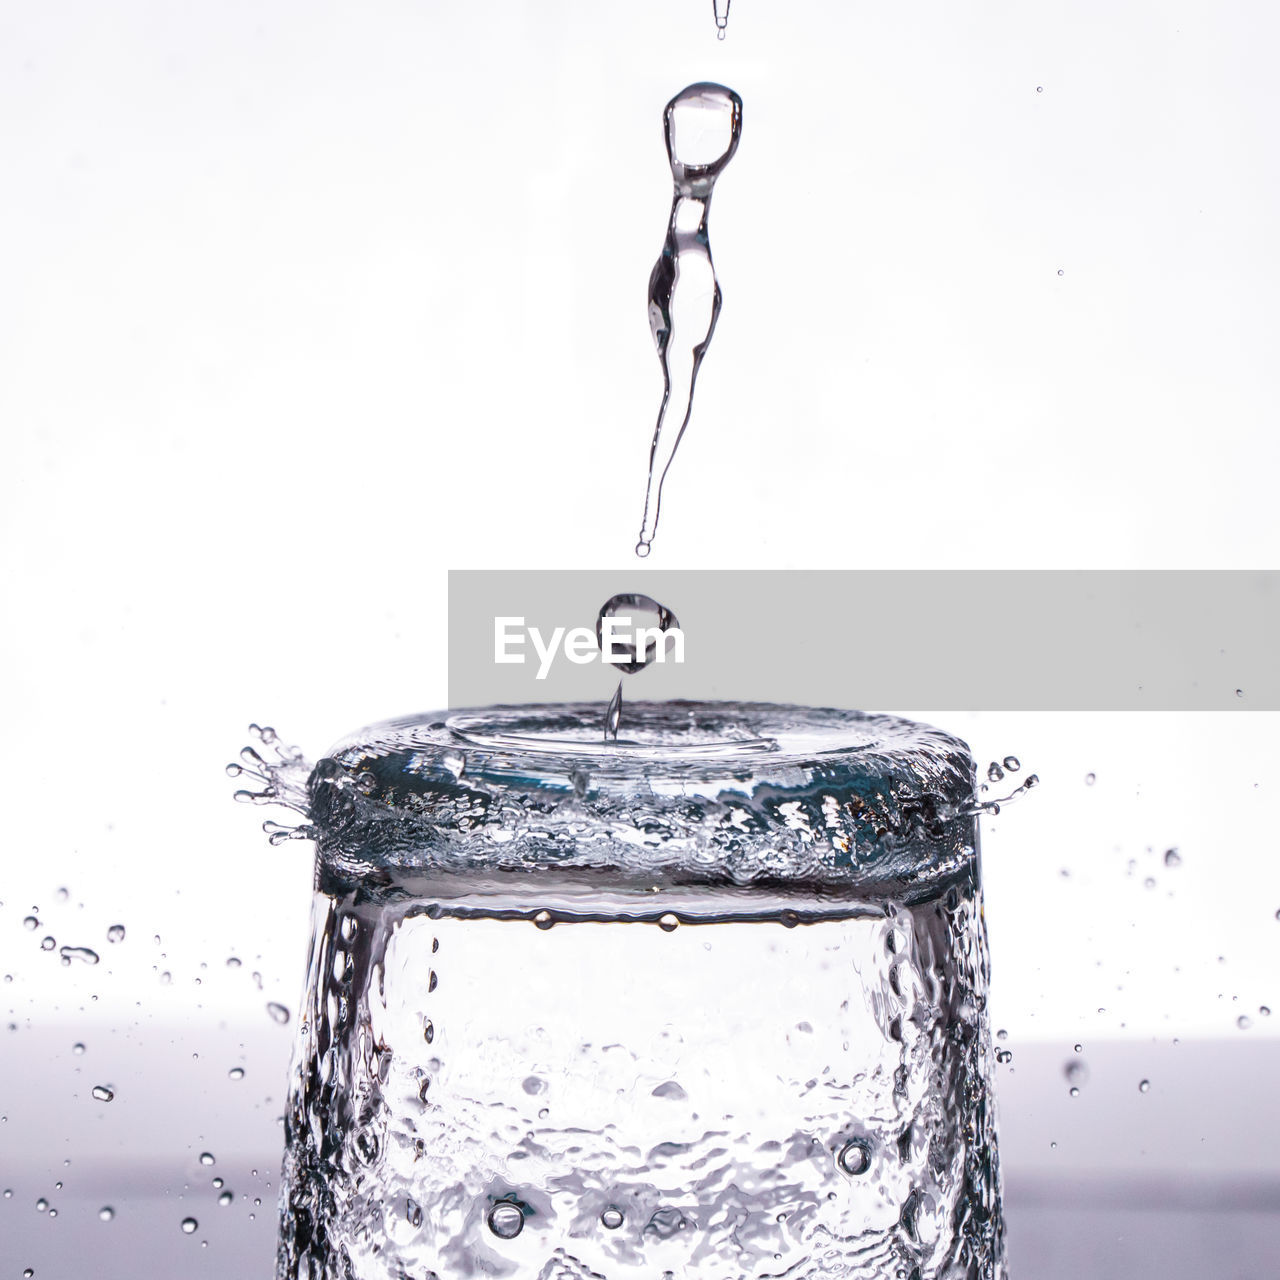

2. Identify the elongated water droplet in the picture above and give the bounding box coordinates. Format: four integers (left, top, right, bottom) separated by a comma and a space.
636, 83, 742, 556
91, 1085, 114, 1102
59, 946, 99, 966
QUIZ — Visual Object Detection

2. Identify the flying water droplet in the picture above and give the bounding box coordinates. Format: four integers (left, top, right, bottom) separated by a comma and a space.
1064, 1060, 1089, 1087
1163, 848, 1182, 868
487, 1201, 525, 1239
1084, 772, 1096, 785
228, 1067, 245, 1081
36, 1198, 48, 1212
22, 916, 38, 931
266, 1002, 290, 1025
199, 1152, 215, 1166
91, 1085, 114, 1102
40, 937, 56, 951
59, 945, 99, 966
72, 1042, 85, 1055
636, 83, 742, 556
218, 1190, 234, 1207
181, 1217, 198, 1234
1237, 1015, 1253, 1031
1138, 1079, 1150, 1093
1003, 756, 1020, 772
106, 924, 125, 944
98, 1206, 114, 1221
658, 913, 680, 932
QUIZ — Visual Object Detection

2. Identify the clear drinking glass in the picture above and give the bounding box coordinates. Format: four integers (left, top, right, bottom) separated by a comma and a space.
278, 701, 1005, 1279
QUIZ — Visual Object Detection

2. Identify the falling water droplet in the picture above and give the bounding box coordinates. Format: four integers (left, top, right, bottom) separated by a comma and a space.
1163, 848, 1182, 868
59, 945, 99, 966
40, 937, 56, 951
98, 1206, 114, 1221
199, 1152, 215, 1166
218, 1190, 234, 1207
636, 82, 743, 556
601, 1207, 625, 1230
36, 1198, 48, 1212
72, 1042, 85, 1055
106, 925, 126, 944
228, 1067, 245, 1081
987, 762, 1004, 783
1085, 772, 1096, 785
487, 1201, 525, 1239
91, 1085, 114, 1102
533, 911, 555, 931
22, 916, 38, 931
837, 1138, 872, 1175
1003, 756, 1020, 772
1138, 1079, 1150, 1093
181, 1217, 198, 1234
266, 1002, 290, 1025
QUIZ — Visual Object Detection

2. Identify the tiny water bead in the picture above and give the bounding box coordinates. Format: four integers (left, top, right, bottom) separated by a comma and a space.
1002, 756, 1020, 772
837, 1138, 872, 1175
98, 1206, 114, 1221
601, 1207, 625, 1230
1085, 772, 1096, 785
22, 915, 38, 930
181, 1217, 198, 1234
199, 1152, 215, 1166
1138, 1079, 1151, 1093
533, 911, 555, 931
36, 1198, 49, 1212
658, 913, 680, 932
1237, 1015, 1253, 1031
228, 1067, 245, 1081
1163, 848, 1182, 868
40, 936, 56, 951
487, 1201, 525, 1239
72, 1042, 85, 1055
266, 1001, 291, 1025
91, 1085, 114, 1102
218, 1190, 234, 1207
106, 924, 126, 943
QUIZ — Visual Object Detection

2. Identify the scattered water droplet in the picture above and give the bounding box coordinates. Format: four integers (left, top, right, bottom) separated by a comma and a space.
1163, 848, 1182, 868
228, 1067, 245, 1081
181, 1217, 198, 1234
98, 1205, 114, 1221
995, 1048, 1013, 1065
1143, 877, 1157, 890
487, 1201, 525, 1239
36, 1198, 48, 1212
1002, 756, 1020, 772
837, 1138, 872, 1175
1064, 1060, 1089, 1086
40, 937, 56, 951
106, 924, 126, 944
91, 1085, 114, 1102
1260, 1006, 1271, 1017
1084, 772, 1096, 785
1068, 1086, 1080, 1098
199, 1152, 215, 1166
986, 762, 1004, 783
266, 1002, 290, 1025
72, 1042, 85, 1055
1138, 1079, 1150, 1093
218, 1190, 234, 1207
1237, 1015, 1253, 1031
522, 1076, 546, 1096
22, 916, 38, 931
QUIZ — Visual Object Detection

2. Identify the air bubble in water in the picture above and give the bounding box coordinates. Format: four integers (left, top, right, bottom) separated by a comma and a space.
106, 925, 126, 944
837, 1138, 872, 1175
200, 1152, 215, 1166
181, 1217, 198, 1234
72, 1043, 85, 1055
266, 1002, 290, 1025
487, 1201, 525, 1239
601, 1207, 625, 1230
636, 82, 742, 556
98, 1206, 114, 1221
91, 1085, 114, 1102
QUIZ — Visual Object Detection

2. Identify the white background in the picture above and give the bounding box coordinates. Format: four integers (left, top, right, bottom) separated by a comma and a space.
2, 1, 1279, 1272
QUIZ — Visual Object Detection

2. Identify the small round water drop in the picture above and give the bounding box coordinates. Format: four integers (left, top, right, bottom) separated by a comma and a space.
837, 1138, 872, 1176
22, 916, 38, 931
1260, 1006, 1271, 1017
487, 1201, 525, 1239
1237, 1015, 1253, 1031
72, 1042, 85, 1055
98, 1206, 114, 1221
91, 1085, 114, 1102
23, 1270, 33, 1278
657, 913, 679, 932
266, 1001, 290, 1025
986, 762, 1004, 783
601, 1207, 624, 1230
228, 1067, 245, 1081
199, 1152, 215, 1166
532, 911, 554, 931
36, 1198, 48, 1212
1085, 772, 1096, 785
1003, 756, 1020, 771
1138, 1079, 1150, 1093
40, 936, 56, 951
1069, 1086, 1079, 1098
1163, 848, 1182, 868
218, 1190, 233, 1207
181, 1217, 198, 1234
1057, 268, 1065, 276
106, 925, 126, 944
